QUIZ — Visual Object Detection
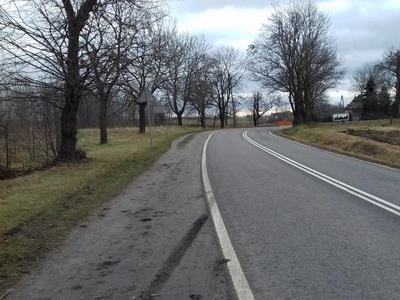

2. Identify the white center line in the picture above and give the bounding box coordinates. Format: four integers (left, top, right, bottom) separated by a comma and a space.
243, 130, 400, 217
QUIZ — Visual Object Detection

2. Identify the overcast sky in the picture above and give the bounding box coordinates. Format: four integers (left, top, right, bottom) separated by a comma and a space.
169, 0, 400, 104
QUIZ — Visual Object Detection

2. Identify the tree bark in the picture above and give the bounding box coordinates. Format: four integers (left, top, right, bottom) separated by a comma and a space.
201, 115, 206, 128
58, 99, 79, 160
58, 0, 98, 160
99, 99, 108, 144
253, 112, 259, 127
58, 24, 80, 160
219, 113, 225, 128
177, 113, 183, 126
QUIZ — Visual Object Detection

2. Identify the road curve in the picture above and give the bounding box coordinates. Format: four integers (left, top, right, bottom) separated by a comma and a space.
206, 127, 400, 299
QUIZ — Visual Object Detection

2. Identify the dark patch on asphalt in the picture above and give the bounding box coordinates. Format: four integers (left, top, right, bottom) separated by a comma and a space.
218, 258, 231, 265
177, 134, 195, 148
71, 284, 83, 290
189, 293, 203, 299
96, 260, 121, 270
138, 214, 209, 299
140, 218, 152, 222
134, 208, 154, 216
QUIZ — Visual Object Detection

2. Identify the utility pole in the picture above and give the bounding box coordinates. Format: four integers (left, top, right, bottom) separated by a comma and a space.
341, 95, 344, 112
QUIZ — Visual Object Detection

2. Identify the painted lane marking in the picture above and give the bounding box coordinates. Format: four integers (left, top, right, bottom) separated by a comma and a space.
243, 130, 400, 217
269, 131, 400, 172
202, 131, 255, 300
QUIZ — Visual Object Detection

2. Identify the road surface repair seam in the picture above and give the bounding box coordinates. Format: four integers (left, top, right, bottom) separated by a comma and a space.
202, 131, 255, 300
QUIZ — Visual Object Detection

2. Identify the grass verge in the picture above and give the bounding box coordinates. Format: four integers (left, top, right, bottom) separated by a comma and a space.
280, 119, 400, 168
0, 126, 203, 292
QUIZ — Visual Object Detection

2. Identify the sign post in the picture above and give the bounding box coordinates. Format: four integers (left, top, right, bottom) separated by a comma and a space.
138, 88, 156, 148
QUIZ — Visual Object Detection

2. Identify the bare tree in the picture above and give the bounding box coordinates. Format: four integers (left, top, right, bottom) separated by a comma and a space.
0, 0, 163, 159
0, 0, 102, 160
352, 63, 392, 95
211, 46, 244, 128
251, 92, 277, 127
83, 2, 164, 143
379, 47, 400, 117
188, 54, 214, 128
162, 32, 209, 126
123, 18, 172, 133
0, 106, 11, 172
247, 0, 344, 125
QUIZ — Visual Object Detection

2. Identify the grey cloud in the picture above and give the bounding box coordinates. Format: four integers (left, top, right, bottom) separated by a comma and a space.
171, 0, 400, 92
170, 0, 269, 13
330, 7, 400, 76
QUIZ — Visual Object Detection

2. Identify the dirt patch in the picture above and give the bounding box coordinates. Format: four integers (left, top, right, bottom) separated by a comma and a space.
348, 129, 400, 146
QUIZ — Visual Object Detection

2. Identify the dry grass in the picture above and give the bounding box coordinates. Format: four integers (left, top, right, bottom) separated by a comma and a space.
281, 119, 400, 168
0, 126, 203, 292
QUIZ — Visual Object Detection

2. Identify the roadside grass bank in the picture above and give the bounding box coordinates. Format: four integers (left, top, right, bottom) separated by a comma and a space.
0, 126, 203, 292
280, 119, 400, 168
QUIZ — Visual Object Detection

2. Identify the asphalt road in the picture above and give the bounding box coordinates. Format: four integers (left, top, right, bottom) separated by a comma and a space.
206, 127, 400, 299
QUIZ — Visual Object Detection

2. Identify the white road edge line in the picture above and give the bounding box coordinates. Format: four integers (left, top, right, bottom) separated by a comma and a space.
202, 131, 255, 300
243, 130, 400, 218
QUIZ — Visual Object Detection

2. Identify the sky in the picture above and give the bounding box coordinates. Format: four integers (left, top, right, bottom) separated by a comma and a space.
169, 0, 400, 105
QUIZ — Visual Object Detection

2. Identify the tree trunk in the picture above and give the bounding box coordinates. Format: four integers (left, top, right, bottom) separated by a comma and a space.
139, 102, 147, 133
58, 98, 79, 160
99, 99, 108, 144
201, 117, 206, 128
4, 125, 10, 170
58, 0, 98, 160
58, 34, 80, 161
219, 113, 225, 129
253, 112, 259, 127
304, 104, 313, 123
58, 19, 80, 160
293, 107, 302, 126
200, 110, 206, 128
292, 92, 304, 126
177, 113, 183, 126
395, 77, 400, 118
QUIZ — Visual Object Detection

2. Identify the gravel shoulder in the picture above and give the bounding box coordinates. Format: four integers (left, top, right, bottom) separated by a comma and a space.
6, 132, 234, 300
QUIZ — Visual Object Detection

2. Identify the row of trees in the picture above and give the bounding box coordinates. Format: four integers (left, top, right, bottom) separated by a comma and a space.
351, 48, 400, 119
0, 0, 252, 164
4, 0, 398, 167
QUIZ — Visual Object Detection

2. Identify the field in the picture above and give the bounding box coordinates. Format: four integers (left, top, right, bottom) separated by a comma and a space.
281, 119, 400, 168
0, 126, 203, 292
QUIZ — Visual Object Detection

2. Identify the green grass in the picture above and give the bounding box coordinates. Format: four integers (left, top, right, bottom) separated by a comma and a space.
0, 126, 203, 292
281, 119, 400, 168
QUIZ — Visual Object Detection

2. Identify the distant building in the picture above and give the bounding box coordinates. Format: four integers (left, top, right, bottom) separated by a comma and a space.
345, 95, 363, 121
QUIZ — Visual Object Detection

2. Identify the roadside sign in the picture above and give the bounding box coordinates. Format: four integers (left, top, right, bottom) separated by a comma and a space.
138, 87, 156, 104
333, 113, 349, 122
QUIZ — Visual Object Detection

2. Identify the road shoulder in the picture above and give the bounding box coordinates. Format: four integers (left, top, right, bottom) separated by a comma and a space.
6, 132, 234, 300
